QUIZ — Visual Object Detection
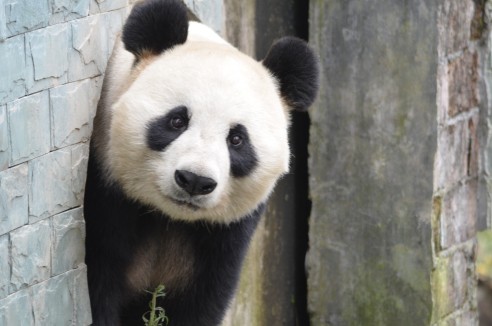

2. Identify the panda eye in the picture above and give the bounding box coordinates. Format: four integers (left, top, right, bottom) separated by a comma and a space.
170, 116, 186, 129
229, 134, 243, 147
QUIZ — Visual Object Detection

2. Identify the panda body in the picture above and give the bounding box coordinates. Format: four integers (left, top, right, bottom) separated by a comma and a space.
84, 1, 319, 325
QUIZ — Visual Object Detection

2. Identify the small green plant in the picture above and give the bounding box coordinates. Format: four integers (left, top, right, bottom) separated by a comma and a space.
142, 284, 169, 326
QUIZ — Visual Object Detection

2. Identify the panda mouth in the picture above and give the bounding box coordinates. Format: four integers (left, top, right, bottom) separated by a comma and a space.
169, 197, 200, 211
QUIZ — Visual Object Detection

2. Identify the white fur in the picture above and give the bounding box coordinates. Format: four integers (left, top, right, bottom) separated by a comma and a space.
101, 22, 291, 224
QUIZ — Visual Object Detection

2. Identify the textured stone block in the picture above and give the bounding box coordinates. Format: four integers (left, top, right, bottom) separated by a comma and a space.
49, 0, 90, 25
439, 181, 477, 250
432, 250, 469, 321
0, 2, 7, 41
434, 115, 478, 192
444, 310, 479, 326
0, 235, 9, 298
10, 220, 51, 293
7, 92, 51, 165
50, 80, 96, 149
0, 106, 9, 171
438, 1, 474, 55
5, 0, 50, 36
72, 266, 93, 325
69, 10, 126, 82
89, 0, 127, 14
0, 35, 27, 105
71, 143, 90, 205
69, 15, 107, 81
51, 208, 86, 276
26, 23, 69, 94
31, 272, 73, 326
31, 268, 92, 326
448, 51, 479, 117
0, 290, 34, 326
29, 150, 77, 223
0, 164, 28, 236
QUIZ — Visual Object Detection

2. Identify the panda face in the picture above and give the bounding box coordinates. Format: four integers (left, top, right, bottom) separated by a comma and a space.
108, 42, 290, 223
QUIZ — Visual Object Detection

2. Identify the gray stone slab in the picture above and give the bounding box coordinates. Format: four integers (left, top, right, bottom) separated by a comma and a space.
0, 2, 7, 42
71, 266, 93, 325
0, 35, 27, 105
0, 106, 9, 171
69, 15, 107, 82
50, 80, 94, 149
0, 235, 9, 299
89, 0, 127, 14
307, 1, 437, 325
7, 92, 50, 165
29, 150, 77, 223
49, 0, 90, 25
69, 10, 126, 82
31, 267, 92, 326
0, 289, 34, 326
25, 23, 69, 95
31, 272, 74, 326
10, 220, 51, 293
5, 0, 50, 36
0, 164, 28, 236
71, 143, 90, 205
51, 208, 85, 276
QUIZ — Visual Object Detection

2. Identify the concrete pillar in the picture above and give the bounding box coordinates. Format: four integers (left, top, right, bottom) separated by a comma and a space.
307, 0, 436, 322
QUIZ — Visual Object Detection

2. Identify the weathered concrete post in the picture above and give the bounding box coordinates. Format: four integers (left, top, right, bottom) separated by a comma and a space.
307, 0, 480, 325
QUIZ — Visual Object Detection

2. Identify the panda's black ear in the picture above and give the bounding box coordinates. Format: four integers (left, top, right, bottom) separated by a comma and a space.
263, 37, 320, 111
122, 0, 188, 59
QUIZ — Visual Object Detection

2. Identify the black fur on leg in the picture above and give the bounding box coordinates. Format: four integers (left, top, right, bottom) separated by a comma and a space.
122, 0, 189, 58
263, 37, 320, 112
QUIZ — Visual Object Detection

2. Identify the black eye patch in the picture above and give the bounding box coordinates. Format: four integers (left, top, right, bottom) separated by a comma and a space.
227, 124, 258, 177
146, 106, 189, 151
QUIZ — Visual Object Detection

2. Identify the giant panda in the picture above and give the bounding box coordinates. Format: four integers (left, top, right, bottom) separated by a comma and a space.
83, 0, 319, 325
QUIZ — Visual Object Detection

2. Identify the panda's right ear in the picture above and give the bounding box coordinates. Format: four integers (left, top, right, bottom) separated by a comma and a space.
122, 0, 188, 59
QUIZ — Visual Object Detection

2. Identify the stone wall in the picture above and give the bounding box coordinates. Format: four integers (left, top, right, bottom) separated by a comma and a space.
431, 1, 482, 324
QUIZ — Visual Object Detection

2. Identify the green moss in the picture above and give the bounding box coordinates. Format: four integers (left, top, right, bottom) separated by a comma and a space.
431, 197, 442, 253
430, 257, 452, 323
347, 260, 431, 326
477, 229, 492, 281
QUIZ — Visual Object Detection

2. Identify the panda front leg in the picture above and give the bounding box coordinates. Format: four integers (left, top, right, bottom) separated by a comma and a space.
86, 252, 131, 326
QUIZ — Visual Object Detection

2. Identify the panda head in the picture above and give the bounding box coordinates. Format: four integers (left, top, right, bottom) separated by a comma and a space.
108, 0, 319, 224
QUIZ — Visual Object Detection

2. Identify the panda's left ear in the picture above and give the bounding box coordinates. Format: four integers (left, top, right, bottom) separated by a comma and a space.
262, 37, 320, 112
122, 0, 188, 59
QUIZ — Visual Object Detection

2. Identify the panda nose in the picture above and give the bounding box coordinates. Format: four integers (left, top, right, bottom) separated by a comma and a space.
174, 170, 217, 196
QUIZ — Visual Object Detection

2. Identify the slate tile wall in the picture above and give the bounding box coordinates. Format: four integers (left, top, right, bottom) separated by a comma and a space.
0, 0, 129, 324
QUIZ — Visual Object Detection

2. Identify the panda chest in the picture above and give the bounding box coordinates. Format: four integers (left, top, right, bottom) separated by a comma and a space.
125, 228, 196, 294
